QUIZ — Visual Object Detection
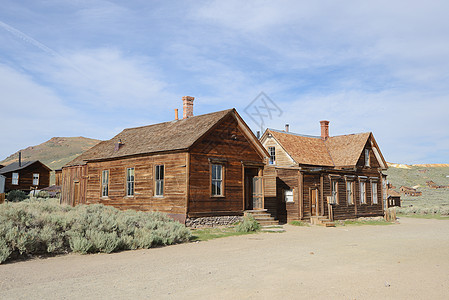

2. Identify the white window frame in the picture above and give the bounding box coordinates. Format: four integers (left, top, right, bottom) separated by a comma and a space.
155, 165, 164, 197
101, 170, 109, 197
360, 181, 367, 204
268, 146, 276, 165
365, 149, 370, 167
126, 168, 135, 196
347, 181, 354, 205
284, 189, 294, 203
331, 180, 339, 204
12, 172, 19, 185
211, 164, 223, 196
372, 182, 378, 204
33, 173, 39, 186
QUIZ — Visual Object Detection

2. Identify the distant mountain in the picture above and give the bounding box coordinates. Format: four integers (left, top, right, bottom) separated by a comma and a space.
0, 137, 101, 171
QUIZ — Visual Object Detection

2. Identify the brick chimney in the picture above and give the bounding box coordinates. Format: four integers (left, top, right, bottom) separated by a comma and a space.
285, 124, 289, 132
320, 120, 329, 140
182, 96, 194, 119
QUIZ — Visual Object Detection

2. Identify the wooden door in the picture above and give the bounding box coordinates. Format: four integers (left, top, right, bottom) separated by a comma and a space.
73, 181, 80, 206
311, 189, 318, 216
252, 176, 263, 209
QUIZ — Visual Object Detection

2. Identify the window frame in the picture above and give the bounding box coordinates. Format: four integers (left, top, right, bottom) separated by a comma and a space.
126, 167, 135, 197
346, 181, 354, 205
211, 163, 224, 197
365, 149, 370, 167
32, 173, 39, 186
372, 181, 378, 204
331, 180, 339, 204
101, 170, 109, 197
360, 181, 367, 204
284, 189, 294, 203
268, 146, 276, 165
12, 172, 19, 185
154, 165, 164, 197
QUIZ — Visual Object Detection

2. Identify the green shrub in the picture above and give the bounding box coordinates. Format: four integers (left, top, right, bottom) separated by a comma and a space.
0, 202, 191, 263
290, 220, 309, 226
235, 215, 260, 233
6, 190, 27, 202
36, 191, 50, 198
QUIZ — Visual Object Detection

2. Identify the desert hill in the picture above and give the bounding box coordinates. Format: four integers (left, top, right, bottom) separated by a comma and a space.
385, 163, 449, 188
0, 137, 101, 171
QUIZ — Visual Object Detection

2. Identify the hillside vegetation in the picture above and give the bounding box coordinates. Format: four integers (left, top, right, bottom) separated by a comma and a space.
0, 137, 101, 171
385, 164, 449, 216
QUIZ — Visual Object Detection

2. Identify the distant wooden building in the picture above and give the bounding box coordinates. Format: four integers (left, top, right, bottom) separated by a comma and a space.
55, 169, 62, 186
399, 186, 422, 196
0, 160, 51, 192
61, 97, 269, 224
387, 189, 401, 207
260, 121, 388, 223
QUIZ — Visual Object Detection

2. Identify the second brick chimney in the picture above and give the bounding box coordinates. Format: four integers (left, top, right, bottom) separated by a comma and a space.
320, 120, 329, 140
182, 96, 194, 119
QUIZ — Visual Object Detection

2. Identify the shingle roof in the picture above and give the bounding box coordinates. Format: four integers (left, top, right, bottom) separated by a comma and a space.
387, 189, 401, 197
65, 109, 235, 166
268, 129, 334, 166
326, 132, 371, 166
0, 161, 50, 174
267, 129, 372, 168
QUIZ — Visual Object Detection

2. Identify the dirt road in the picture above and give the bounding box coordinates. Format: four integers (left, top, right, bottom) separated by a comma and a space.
1, 217, 449, 299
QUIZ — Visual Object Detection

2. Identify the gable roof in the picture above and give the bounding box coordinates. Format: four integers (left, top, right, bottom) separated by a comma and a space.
262, 129, 386, 169
66, 108, 268, 166
0, 160, 51, 174
265, 129, 334, 166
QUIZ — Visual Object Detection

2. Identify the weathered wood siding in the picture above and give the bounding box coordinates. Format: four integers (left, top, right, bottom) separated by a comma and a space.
55, 170, 62, 186
188, 115, 264, 216
275, 168, 300, 223
262, 136, 295, 167
61, 165, 87, 206
3, 162, 50, 192
263, 165, 277, 217
84, 152, 188, 221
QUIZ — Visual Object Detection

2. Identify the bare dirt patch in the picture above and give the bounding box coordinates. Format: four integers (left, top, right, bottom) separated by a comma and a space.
1, 217, 449, 299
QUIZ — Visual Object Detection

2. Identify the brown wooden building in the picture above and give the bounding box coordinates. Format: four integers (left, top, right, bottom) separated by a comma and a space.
260, 121, 388, 223
0, 160, 51, 192
61, 97, 269, 224
387, 189, 401, 207
399, 186, 422, 196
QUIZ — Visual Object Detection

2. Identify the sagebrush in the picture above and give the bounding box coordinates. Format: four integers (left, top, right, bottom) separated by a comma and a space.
235, 215, 260, 232
0, 200, 191, 263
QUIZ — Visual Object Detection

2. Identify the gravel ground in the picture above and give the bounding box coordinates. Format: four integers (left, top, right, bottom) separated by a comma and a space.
1, 217, 449, 299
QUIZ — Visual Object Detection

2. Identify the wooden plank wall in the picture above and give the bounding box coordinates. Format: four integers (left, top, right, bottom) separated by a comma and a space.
85, 152, 188, 220
61, 165, 87, 206
3, 163, 50, 192
274, 168, 300, 223
188, 115, 264, 216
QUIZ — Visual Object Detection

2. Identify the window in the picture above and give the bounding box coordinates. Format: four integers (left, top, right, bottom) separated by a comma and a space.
372, 182, 378, 204
126, 168, 135, 196
268, 147, 276, 165
360, 181, 367, 204
365, 149, 370, 167
33, 173, 39, 185
101, 170, 109, 197
155, 165, 164, 196
347, 181, 354, 205
12, 173, 19, 185
284, 189, 294, 203
211, 164, 223, 196
331, 180, 339, 204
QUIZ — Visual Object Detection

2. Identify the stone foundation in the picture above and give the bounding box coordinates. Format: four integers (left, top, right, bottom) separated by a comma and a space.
185, 216, 243, 228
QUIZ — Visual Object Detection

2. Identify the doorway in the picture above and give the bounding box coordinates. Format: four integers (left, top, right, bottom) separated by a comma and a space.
244, 168, 263, 210
310, 188, 319, 216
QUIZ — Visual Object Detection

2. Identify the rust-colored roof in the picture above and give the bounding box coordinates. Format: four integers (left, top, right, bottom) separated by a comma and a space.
267, 129, 372, 168
66, 109, 234, 166
326, 132, 371, 167
268, 130, 334, 166
387, 189, 401, 197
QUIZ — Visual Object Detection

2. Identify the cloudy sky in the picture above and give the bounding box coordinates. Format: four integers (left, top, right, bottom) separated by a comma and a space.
1, 0, 448, 164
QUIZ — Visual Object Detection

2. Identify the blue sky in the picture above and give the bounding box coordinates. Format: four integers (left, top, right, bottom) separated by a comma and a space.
1, 0, 448, 164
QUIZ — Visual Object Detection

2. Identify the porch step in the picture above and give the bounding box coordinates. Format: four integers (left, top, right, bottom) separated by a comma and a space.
310, 216, 336, 227
244, 210, 279, 226
261, 225, 285, 233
